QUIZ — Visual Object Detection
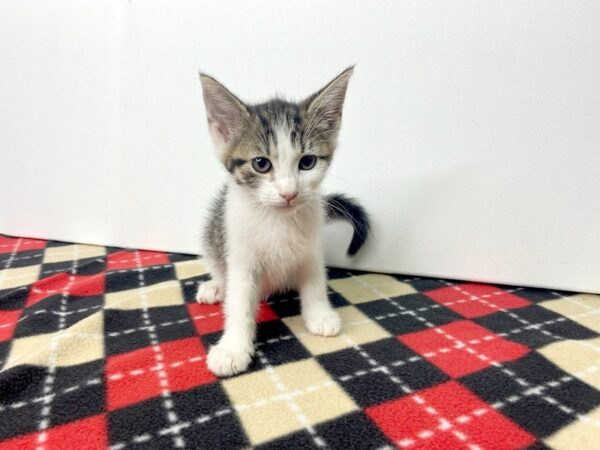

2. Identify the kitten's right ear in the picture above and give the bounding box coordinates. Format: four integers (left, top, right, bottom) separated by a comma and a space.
199, 73, 248, 154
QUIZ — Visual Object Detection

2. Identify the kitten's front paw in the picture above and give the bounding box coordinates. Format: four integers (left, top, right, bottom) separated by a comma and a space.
304, 309, 342, 337
196, 280, 224, 304
207, 343, 254, 377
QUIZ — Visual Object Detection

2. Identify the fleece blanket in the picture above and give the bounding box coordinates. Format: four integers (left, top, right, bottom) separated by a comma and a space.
0, 234, 599, 449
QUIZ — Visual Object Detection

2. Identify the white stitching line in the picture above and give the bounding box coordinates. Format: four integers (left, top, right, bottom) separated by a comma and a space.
0, 238, 25, 367
0, 238, 24, 283
41, 248, 105, 261
35, 244, 79, 450
29, 262, 182, 279
5, 325, 295, 377
7, 352, 598, 446
0, 378, 103, 412
438, 282, 600, 426
105, 278, 200, 307
264, 287, 347, 306
0, 277, 202, 333
27, 265, 175, 298
489, 363, 600, 413
41, 257, 202, 276
37, 363, 600, 450
39, 258, 105, 275
394, 276, 600, 435
255, 348, 330, 448
337, 355, 424, 382
29, 285, 202, 339
396, 405, 490, 448
435, 286, 524, 306
42, 266, 89, 276
1, 357, 335, 417
0, 337, 456, 412
433, 282, 600, 429
4, 245, 599, 444
108, 377, 340, 449
100, 294, 600, 340
1, 252, 44, 263
337, 329, 480, 450
131, 250, 185, 448
0, 305, 103, 329
19, 251, 200, 448
259, 308, 600, 380
401, 362, 600, 446
372, 287, 523, 320
442, 282, 600, 354
106, 253, 167, 265
348, 272, 600, 446
0, 355, 205, 412
0, 239, 43, 249
106, 355, 206, 381
266, 294, 299, 305
6, 297, 593, 347
39, 257, 105, 275
234, 379, 336, 412
15, 296, 593, 403
4, 271, 596, 355
105, 311, 221, 338
110, 263, 174, 275
398, 276, 422, 283
22, 276, 198, 319
0, 237, 25, 287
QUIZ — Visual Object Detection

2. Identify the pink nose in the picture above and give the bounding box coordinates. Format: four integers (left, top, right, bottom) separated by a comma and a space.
280, 192, 298, 203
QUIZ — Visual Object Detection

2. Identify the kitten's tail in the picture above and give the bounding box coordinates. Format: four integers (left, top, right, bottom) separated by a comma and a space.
324, 193, 370, 256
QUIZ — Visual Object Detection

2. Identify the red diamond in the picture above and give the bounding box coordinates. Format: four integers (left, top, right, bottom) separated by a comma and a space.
367, 381, 535, 449
107, 250, 169, 270
426, 283, 530, 318
0, 415, 107, 450
399, 320, 529, 377
106, 337, 215, 411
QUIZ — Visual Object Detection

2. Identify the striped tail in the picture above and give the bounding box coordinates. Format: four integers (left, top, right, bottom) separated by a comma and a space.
324, 193, 370, 256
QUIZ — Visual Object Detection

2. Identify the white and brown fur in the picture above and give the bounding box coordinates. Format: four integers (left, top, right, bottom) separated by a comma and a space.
197, 67, 369, 376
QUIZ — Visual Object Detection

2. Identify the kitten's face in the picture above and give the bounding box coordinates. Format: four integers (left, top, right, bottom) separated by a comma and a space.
200, 67, 353, 210
220, 100, 333, 209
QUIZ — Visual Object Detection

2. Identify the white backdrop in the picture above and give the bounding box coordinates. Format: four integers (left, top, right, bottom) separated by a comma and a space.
1, 1, 600, 293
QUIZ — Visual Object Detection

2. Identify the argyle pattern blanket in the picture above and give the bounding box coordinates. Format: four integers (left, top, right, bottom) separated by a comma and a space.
0, 234, 599, 449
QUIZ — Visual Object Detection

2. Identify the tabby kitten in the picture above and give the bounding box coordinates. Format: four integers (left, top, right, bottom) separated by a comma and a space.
197, 67, 369, 376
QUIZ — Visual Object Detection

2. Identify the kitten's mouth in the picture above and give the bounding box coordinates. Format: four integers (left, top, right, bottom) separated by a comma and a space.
277, 204, 295, 209
275, 201, 300, 210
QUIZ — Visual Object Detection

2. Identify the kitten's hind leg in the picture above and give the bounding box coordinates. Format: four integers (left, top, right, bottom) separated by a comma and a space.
196, 258, 225, 304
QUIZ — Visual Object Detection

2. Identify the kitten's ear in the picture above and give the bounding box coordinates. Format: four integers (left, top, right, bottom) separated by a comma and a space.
303, 66, 354, 145
199, 73, 248, 153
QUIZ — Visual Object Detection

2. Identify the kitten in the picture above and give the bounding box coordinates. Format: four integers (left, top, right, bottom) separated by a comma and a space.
197, 67, 370, 376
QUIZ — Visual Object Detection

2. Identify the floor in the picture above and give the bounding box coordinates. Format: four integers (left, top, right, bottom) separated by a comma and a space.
1, 234, 599, 449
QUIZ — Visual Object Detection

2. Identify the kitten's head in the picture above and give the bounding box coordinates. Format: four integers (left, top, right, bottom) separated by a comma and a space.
199, 67, 353, 210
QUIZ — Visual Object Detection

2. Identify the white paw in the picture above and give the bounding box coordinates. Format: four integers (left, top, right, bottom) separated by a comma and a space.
196, 280, 224, 304
304, 309, 342, 337
207, 343, 254, 377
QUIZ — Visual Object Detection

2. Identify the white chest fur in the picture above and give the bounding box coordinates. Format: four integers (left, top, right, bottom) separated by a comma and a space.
225, 183, 324, 293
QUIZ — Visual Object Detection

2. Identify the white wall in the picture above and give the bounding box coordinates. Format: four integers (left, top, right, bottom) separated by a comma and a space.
1, 1, 600, 293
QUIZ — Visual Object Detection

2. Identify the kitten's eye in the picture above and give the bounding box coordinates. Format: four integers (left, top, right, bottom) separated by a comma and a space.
252, 157, 272, 173
299, 155, 317, 171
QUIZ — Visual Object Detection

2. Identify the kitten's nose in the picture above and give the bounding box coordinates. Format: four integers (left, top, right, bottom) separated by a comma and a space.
280, 191, 298, 204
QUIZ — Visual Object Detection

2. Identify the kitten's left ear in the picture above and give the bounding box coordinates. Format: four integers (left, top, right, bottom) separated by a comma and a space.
303, 66, 354, 145
199, 73, 249, 156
